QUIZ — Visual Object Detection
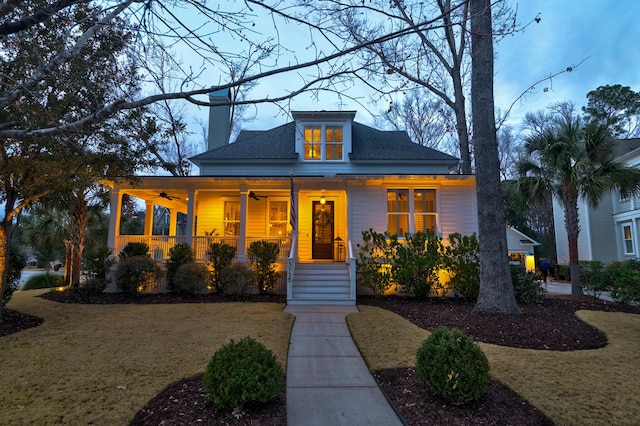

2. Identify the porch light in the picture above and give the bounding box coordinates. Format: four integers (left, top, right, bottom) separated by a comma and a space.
320, 192, 326, 205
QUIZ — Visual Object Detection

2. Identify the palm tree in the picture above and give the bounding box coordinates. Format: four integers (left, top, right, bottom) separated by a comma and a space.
510, 105, 640, 295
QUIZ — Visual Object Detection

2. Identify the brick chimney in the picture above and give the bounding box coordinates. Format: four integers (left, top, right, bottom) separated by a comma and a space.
208, 88, 231, 151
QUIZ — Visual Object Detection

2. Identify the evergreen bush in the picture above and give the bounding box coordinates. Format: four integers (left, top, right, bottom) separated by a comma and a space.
115, 256, 160, 295
580, 260, 608, 298
82, 244, 113, 293
393, 232, 443, 298
166, 243, 195, 292
356, 229, 395, 295
415, 327, 490, 404
444, 233, 480, 300
172, 262, 209, 295
202, 337, 284, 410
206, 242, 236, 293
118, 242, 149, 260
510, 265, 546, 304
22, 273, 65, 290
219, 262, 256, 295
606, 260, 640, 304
3, 249, 26, 307
247, 241, 279, 294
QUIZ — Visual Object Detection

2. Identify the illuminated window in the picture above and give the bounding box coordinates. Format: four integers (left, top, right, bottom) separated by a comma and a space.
414, 189, 437, 235
304, 126, 321, 160
223, 201, 240, 236
387, 189, 438, 236
387, 190, 409, 236
303, 125, 343, 161
623, 224, 634, 255
269, 201, 288, 236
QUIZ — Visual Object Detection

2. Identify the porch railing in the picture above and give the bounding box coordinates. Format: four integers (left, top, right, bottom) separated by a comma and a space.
114, 235, 291, 261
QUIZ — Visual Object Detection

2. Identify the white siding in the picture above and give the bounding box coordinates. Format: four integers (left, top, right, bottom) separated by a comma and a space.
438, 184, 477, 239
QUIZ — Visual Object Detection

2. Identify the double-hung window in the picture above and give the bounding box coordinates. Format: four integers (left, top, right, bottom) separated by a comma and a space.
268, 201, 288, 236
303, 125, 343, 160
387, 189, 437, 236
223, 201, 240, 236
414, 189, 437, 235
387, 190, 409, 236
623, 224, 634, 255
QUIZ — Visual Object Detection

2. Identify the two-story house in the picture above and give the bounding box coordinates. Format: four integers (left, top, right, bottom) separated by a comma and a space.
554, 138, 640, 265
105, 90, 479, 304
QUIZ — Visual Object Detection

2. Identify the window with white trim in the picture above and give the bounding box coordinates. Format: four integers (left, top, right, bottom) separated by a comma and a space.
303, 125, 343, 161
268, 200, 288, 236
623, 224, 634, 255
414, 189, 437, 235
223, 201, 240, 236
387, 189, 437, 236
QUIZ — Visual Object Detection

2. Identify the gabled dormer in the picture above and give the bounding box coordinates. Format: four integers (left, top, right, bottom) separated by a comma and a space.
292, 111, 355, 163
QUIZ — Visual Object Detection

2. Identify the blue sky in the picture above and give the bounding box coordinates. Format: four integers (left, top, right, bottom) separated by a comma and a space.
494, 1, 640, 128
184, 1, 640, 135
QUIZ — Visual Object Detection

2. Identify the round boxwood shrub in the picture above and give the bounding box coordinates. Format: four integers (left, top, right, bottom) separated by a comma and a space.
202, 337, 284, 410
415, 327, 490, 404
118, 242, 149, 260
172, 262, 209, 295
115, 256, 161, 295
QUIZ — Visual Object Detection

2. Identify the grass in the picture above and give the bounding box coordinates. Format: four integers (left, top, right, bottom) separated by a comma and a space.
1, 289, 294, 425
21, 273, 65, 290
348, 305, 640, 426
4, 291, 640, 425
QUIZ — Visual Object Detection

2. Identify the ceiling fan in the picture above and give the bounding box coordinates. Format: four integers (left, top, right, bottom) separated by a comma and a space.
156, 191, 181, 201
248, 191, 268, 201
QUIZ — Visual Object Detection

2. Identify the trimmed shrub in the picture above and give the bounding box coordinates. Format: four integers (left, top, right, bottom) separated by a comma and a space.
172, 262, 209, 295
393, 232, 443, 298
444, 233, 480, 300
167, 243, 195, 292
118, 242, 149, 260
606, 260, 640, 304
247, 241, 279, 294
510, 265, 546, 304
82, 244, 113, 293
22, 273, 65, 290
415, 327, 490, 404
206, 242, 237, 293
356, 229, 395, 295
202, 337, 284, 410
580, 260, 608, 298
220, 262, 256, 295
115, 256, 160, 295
554, 264, 570, 281
3, 249, 26, 307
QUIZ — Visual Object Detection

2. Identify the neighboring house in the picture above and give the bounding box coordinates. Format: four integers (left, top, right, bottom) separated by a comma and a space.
554, 138, 640, 265
506, 226, 539, 271
105, 91, 482, 304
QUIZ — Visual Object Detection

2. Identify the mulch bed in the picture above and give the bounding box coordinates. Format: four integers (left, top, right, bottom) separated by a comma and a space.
3, 290, 640, 425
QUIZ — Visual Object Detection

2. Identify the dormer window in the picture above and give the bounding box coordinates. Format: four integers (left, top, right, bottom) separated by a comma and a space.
303, 125, 343, 161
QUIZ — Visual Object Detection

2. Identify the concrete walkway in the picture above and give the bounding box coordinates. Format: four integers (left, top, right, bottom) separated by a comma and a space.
284, 305, 404, 426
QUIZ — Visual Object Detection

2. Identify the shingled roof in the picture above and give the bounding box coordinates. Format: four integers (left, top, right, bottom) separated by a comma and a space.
190, 120, 459, 164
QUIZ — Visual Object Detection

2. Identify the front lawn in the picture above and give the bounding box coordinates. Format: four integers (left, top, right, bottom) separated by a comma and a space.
0, 290, 294, 425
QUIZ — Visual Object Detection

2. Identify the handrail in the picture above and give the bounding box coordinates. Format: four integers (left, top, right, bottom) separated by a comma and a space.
347, 239, 357, 303
286, 233, 298, 303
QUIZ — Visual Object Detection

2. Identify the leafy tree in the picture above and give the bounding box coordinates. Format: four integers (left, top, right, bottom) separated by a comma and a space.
470, 0, 520, 313
583, 84, 640, 138
510, 103, 640, 295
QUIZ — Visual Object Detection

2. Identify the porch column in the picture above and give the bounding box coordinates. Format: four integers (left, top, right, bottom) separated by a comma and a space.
238, 190, 248, 260
144, 201, 154, 236
107, 189, 123, 257
185, 189, 196, 246
169, 209, 178, 236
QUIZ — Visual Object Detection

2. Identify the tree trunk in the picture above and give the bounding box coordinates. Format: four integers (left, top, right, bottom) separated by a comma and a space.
563, 188, 583, 295
69, 195, 89, 288
0, 221, 9, 320
470, 0, 520, 314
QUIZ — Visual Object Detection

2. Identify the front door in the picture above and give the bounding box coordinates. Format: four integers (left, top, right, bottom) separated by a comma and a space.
312, 200, 334, 259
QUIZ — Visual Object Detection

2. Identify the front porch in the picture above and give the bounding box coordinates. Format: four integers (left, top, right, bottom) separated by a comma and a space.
105, 177, 357, 304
